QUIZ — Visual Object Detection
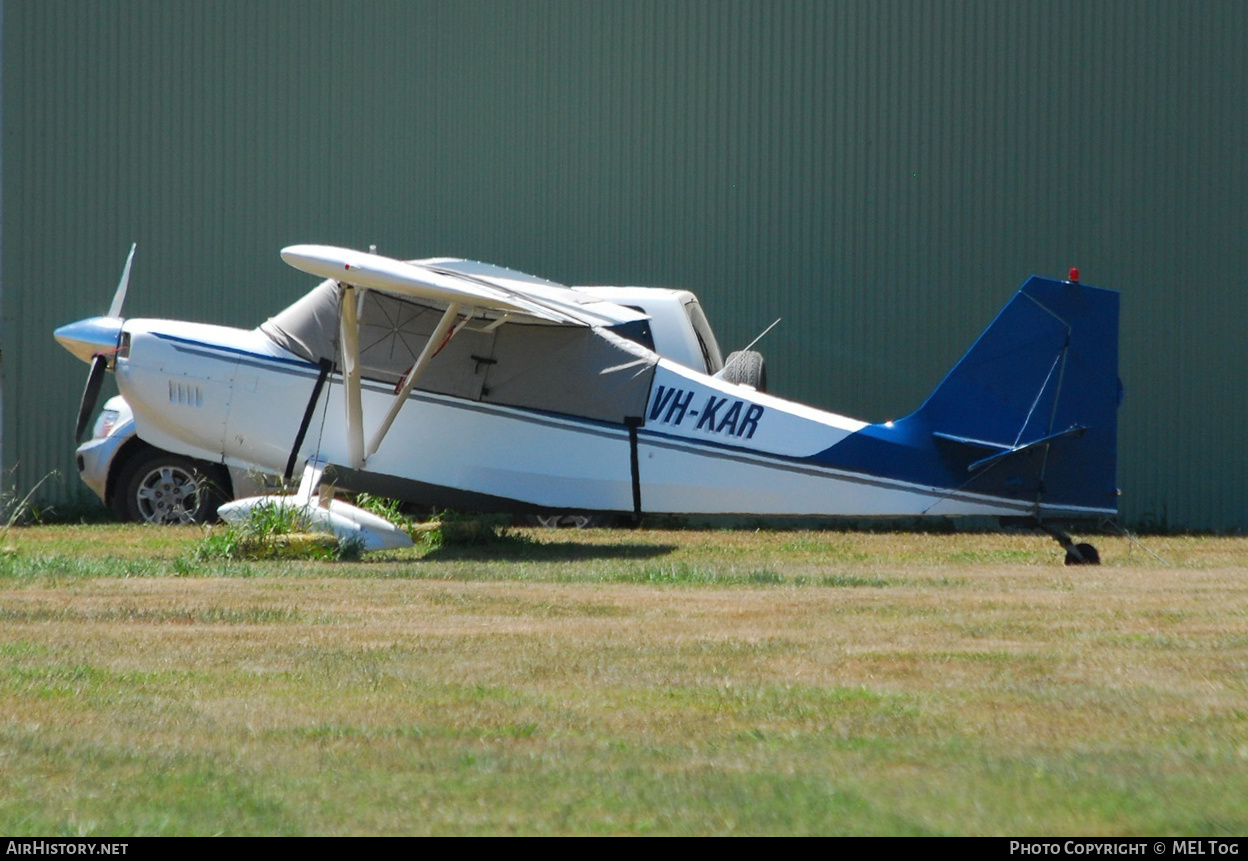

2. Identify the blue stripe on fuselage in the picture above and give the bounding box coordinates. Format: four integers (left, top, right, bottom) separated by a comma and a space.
151, 330, 632, 438
153, 332, 324, 376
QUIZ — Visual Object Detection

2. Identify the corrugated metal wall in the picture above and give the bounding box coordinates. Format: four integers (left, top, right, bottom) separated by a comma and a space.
4, 0, 1245, 529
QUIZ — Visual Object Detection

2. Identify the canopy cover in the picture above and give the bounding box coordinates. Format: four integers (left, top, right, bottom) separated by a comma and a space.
260, 280, 658, 425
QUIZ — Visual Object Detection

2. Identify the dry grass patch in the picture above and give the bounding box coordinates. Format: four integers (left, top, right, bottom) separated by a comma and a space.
0, 526, 1246, 834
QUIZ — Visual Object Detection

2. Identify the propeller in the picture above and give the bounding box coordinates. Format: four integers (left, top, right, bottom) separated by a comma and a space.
59, 243, 136, 441
75, 355, 110, 442
107, 241, 136, 318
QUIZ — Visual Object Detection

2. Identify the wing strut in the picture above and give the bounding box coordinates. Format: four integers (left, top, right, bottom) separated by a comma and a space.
339, 285, 365, 468
365, 302, 464, 460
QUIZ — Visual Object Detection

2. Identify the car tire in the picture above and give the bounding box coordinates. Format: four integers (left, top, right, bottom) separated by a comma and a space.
721, 350, 767, 392
520, 514, 609, 529
112, 448, 229, 525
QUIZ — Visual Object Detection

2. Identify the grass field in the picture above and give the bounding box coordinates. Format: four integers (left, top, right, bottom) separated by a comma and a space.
0, 524, 1245, 835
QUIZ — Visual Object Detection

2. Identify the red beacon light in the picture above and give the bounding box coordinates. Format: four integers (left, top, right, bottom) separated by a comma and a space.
1068, 267, 1080, 283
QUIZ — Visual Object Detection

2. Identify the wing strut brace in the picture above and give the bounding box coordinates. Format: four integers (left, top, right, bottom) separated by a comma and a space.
339, 285, 365, 468
365, 302, 465, 460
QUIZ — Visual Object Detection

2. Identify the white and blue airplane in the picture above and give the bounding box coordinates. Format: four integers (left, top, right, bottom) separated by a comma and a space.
55, 244, 1119, 560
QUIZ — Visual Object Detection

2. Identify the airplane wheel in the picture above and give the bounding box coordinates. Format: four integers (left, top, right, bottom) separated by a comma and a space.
1064, 542, 1101, 566
721, 350, 767, 392
113, 449, 228, 525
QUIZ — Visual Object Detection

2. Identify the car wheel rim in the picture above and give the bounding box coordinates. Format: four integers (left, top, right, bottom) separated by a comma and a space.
134, 466, 200, 524
533, 514, 594, 529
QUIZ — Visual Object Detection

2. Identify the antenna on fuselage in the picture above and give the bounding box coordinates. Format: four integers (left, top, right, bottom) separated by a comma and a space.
713, 317, 781, 381
737, 317, 781, 355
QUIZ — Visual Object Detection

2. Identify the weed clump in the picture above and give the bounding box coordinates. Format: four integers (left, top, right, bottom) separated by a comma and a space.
190, 497, 526, 562
193, 501, 352, 561
1, 472, 60, 550
415, 512, 530, 552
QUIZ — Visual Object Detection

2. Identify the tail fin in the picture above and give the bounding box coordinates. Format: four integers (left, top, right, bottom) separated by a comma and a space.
910, 275, 1120, 515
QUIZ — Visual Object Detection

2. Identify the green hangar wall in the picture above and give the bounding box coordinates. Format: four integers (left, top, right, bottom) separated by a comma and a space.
3, 1, 1245, 530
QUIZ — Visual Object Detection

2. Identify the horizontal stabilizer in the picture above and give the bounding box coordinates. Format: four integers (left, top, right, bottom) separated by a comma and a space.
934, 425, 1088, 472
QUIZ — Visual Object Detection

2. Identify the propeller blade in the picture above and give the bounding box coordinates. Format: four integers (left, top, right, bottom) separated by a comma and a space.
107, 242, 137, 318
75, 355, 108, 442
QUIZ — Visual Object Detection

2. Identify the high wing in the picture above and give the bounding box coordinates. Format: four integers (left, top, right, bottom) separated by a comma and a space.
278, 245, 653, 467
55, 241, 1120, 561
280, 245, 646, 328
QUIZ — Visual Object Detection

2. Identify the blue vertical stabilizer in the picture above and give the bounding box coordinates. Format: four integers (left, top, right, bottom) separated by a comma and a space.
824, 276, 1120, 516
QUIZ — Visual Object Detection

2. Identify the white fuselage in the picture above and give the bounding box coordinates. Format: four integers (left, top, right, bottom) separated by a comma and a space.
115, 317, 1046, 518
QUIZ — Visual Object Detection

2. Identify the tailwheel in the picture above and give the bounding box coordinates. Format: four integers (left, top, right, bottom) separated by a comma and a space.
1043, 524, 1101, 566
1001, 518, 1102, 565
1064, 541, 1100, 566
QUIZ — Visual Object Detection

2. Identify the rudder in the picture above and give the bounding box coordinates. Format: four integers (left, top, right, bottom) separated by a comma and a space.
911, 275, 1120, 514
821, 275, 1121, 518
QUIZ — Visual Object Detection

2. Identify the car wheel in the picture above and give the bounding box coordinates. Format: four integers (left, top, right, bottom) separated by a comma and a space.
521, 514, 606, 528
721, 350, 767, 392
112, 449, 229, 524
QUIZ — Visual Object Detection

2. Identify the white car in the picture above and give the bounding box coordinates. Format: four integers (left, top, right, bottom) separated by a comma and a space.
77, 396, 273, 524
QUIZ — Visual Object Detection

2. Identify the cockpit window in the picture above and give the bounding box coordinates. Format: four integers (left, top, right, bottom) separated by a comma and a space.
612, 306, 656, 353
684, 299, 724, 374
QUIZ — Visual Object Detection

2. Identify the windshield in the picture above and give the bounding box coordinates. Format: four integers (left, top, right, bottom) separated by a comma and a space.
684, 299, 724, 374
